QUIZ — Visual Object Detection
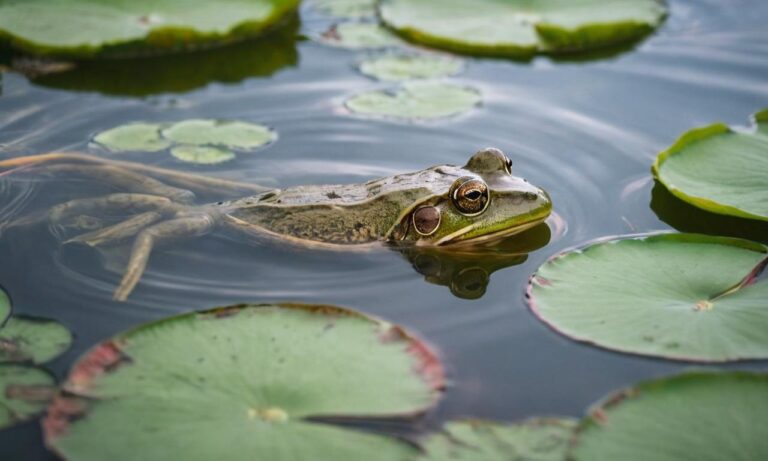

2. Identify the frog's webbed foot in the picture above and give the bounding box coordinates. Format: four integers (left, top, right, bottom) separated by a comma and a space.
114, 211, 217, 301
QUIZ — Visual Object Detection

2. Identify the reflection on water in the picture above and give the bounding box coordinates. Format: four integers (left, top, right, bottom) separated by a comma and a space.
1, 0, 768, 459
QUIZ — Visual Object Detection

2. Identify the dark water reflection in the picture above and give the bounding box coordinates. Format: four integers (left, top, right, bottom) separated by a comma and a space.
1, 0, 768, 458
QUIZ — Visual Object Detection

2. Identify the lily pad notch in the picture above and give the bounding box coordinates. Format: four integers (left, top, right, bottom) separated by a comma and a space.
652, 108, 768, 222
44, 303, 444, 461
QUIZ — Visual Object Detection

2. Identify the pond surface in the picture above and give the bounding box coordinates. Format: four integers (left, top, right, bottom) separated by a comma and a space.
1, 0, 767, 458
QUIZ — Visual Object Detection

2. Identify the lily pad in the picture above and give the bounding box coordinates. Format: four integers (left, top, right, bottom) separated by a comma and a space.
0, 287, 8, 325
359, 54, 463, 81
44, 303, 443, 461
0, 364, 56, 430
419, 418, 577, 461
0, 0, 301, 58
528, 233, 768, 362
652, 110, 768, 222
311, 0, 377, 18
0, 316, 73, 364
571, 372, 768, 461
379, 0, 667, 58
161, 119, 276, 151
346, 81, 481, 120
321, 22, 402, 49
93, 123, 170, 153
170, 145, 237, 165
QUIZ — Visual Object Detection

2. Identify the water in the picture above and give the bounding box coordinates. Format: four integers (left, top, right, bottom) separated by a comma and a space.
1, 0, 768, 458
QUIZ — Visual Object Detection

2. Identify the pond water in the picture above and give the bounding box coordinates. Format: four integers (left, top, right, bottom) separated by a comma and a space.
1, 0, 767, 458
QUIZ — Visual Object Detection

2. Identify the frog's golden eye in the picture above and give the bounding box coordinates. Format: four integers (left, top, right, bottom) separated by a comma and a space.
413, 206, 441, 236
450, 177, 489, 216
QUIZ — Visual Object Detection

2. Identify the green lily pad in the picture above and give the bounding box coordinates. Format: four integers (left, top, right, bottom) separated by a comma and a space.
528, 233, 768, 362
0, 287, 9, 325
93, 123, 170, 153
0, 316, 73, 364
170, 145, 237, 165
161, 119, 276, 151
346, 81, 481, 120
652, 110, 768, 222
379, 0, 667, 58
320, 22, 402, 49
44, 303, 444, 460
311, 0, 377, 18
0, 364, 56, 430
571, 372, 768, 461
0, 0, 301, 58
419, 418, 577, 460
359, 54, 464, 81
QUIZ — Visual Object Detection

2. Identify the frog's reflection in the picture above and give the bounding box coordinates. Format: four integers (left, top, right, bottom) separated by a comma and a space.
400, 223, 551, 299
651, 182, 768, 244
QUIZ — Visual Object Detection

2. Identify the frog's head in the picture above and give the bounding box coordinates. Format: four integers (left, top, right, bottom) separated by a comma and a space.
392, 148, 551, 246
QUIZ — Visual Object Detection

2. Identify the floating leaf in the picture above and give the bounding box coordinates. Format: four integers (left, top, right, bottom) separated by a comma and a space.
379, 0, 667, 58
170, 145, 237, 164
93, 123, 171, 153
0, 0, 301, 58
571, 372, 768, 461
321, 22, 402, 49
311, 0, 377, 18
0, 287, 8, 325
528, 233, 768, 362
0, 316, 73, 364
652, 109, 768, 222
419, 418, 577, 461
0, 364, 56, 430
346, 81, 481, 120
45, 304, 443, 460
161, 119, 276, 151
359, 54, 463, 81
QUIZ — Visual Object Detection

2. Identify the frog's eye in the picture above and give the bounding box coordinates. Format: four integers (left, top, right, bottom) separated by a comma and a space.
450, 177, 489, 216
413, 206, 441, 236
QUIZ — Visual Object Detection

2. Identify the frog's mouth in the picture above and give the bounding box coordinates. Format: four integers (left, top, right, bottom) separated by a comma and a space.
432, 216, 548, 246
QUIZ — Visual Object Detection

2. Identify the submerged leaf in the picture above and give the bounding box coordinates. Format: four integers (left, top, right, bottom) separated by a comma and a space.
528, 233, 768, 362
320, 22, 402, 49
161, 119, 276, 150
652, 109, 768, 222
379, 0, 666, 58
571, 372, 768, 461
345, 81, 481, 120
170, 145, 237, 164
93, 123, 171, 153
45, 304, 444, 460
0, 316, 73, 364
0, 364, 56, 430
359, 54, 464, 81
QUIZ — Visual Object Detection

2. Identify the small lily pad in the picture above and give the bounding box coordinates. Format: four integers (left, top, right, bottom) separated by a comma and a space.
170, 145, 237, 165
321, 22, 402, 49
0, 364, 56, 430
571, 372, 768, 461
346, 81, 481, 120
528, 233, 768, 362
44, 304, 443, 460
652, 109, 768, 222
359, 54, 464, 81
0, 0, 301, 58
161, 119, 276, 151
419, 418, 577, 460
0, 287, 9, 325
93, 123, 171, 153
312, 0, 377, 18
379, 0, 667, 58
0, 316, 73, 364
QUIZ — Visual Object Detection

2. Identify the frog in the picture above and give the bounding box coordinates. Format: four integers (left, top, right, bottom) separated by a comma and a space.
0, 147, 551, 301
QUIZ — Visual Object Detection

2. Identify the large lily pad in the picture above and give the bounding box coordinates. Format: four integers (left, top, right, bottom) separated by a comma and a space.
570, 372, 768, 461
45, 303, 443, 460
0, 365, 56, 430
0, 316, 73, 364
419, 418, 577, 461
359, 54, 464, 81
0, 287, 9, 326
320, 22, 402, 49
528, 233, 768, 362
652, 110, 768, 222
0, 0, 301, 58
379, 0, 667, 58
345, 81, 481, 120
161, 119, 276, 151
93, 123, 170, 153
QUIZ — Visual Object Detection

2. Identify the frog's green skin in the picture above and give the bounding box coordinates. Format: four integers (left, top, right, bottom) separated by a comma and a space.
0, 148, 551, 300
222, 148, 551, 247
